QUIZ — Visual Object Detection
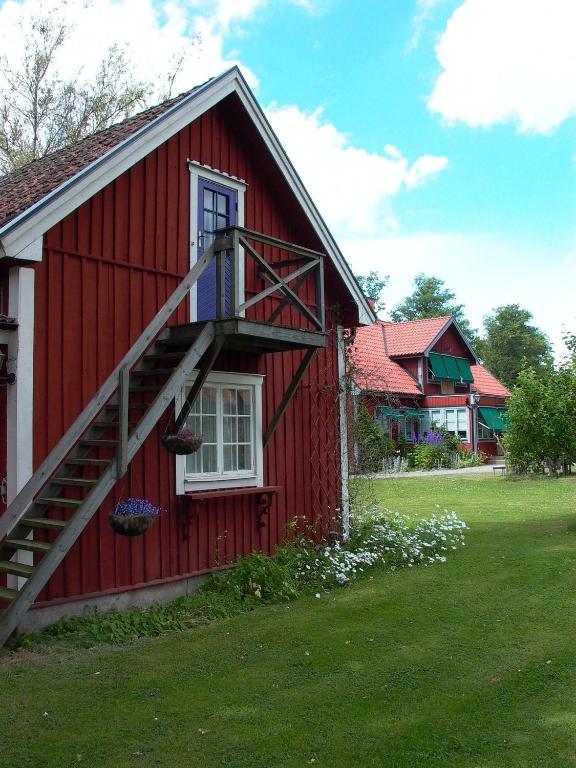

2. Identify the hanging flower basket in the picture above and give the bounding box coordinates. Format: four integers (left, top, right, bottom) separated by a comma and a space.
161, 427, 203, 455
109, 498, 161, 537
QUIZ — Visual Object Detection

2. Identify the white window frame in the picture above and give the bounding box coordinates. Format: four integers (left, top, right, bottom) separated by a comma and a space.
423, 407, 470, 443
478, 420, 494, 441
188, 161, 247, 322
175, 370, 264, 493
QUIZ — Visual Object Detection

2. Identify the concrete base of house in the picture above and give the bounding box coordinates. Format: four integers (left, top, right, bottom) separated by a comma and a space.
17, 574, 208, 635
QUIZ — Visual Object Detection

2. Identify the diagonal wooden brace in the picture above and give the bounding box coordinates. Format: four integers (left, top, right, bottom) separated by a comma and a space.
263, 348, 317, 447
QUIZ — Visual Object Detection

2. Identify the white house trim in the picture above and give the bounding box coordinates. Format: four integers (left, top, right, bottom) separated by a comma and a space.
337, 326, 350, 540
0, 68, 374, 325
6, 265, 35, 584
187, 162, 246, 322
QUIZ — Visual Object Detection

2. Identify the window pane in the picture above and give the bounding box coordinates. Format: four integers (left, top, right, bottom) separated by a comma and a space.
202, 414, 217, 443
223, 415, 237, 443
223, 388, 236, 414
238, 444, 252, 470
457, 409, 468, 431
203, 189, 213, 210
187, 414, 201, 436
217, 193, 227, 215
224, 444, 237, 472
202, 387, 217, 413
238, 416, 251, 442
237, 389, 251, 415
445, 410, 456, 432
186, 450, 200, 474
204, 211, 214, 233
202, 443, 217, 473
217, 214, 227, 230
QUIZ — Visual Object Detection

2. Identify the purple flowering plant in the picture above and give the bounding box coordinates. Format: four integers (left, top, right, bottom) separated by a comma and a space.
113, 498, 161, 518
424, 430, 444, 446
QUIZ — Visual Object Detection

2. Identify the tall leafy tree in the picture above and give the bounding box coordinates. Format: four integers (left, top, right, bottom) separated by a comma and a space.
476, 305, 553, 389
504, 366, 576, 475
0, 4, 197, 174
355, 271, 388, 314
390, 273, 477, 343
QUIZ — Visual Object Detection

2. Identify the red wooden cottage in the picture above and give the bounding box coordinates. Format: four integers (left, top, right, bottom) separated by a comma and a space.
349, 316, 510, 462
0, 67, 374, 645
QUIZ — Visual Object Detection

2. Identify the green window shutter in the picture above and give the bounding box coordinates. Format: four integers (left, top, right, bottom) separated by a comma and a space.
429, 353, 447, 379
443, 355, 461, 381
456, 357, 474, 382
382, 407, 403, 419
404, 408, 426, 419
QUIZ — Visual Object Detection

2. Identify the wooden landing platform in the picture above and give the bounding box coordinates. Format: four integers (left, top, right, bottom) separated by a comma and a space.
166, 317, 327, 353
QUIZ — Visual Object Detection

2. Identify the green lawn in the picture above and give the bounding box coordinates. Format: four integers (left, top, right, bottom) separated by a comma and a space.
2, 475, 576, 767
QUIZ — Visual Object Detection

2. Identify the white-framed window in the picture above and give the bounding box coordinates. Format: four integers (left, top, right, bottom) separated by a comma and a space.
175, 371, 264, 493
478, 420, 493, 441
423, 407, 470, 443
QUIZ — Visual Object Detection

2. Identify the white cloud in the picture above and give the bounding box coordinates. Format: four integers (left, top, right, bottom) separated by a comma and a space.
265, 104, 448, 238
428, 0, 576, 133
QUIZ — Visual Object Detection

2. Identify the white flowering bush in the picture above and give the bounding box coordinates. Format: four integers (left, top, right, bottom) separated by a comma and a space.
295, 505, 467, 589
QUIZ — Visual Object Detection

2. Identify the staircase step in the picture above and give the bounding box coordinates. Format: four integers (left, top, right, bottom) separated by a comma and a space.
105, 402, 148, 411
134, 368, 174, 377
143, 352, 184, 363
0, 560, 34, 578
129, 385, 163, 393
51, 477, 98, 487
65, 458, 110, 467
0, 586, 18, 602
80, 439, 118, 447
36, 497, 83, 509
5, 538, 51, 553
23, 517, 68, 530
91, 421, 119, 429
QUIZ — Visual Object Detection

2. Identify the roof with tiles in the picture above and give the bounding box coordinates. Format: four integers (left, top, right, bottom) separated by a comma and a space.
471, 364, 511, 397
350, 323, 422, 396
381, 316, 451, 357
0, 86, 201, 230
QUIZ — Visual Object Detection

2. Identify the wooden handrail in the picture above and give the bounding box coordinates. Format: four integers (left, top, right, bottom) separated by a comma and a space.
0, 244, 216, 541
214, 225, 325, 331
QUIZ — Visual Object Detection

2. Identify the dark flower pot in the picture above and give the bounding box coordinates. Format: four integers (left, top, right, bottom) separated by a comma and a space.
108, 513, 155, 537
161, 431, 203, 455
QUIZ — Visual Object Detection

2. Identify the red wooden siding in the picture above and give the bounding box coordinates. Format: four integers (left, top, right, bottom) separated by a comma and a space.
431, 325, 473, 358
31, 95, 346, 604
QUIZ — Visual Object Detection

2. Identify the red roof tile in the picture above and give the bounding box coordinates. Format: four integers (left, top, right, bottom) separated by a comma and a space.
0, 86, 202, 230
471, 364, 511, 397
350, 323, 422, 395
382, 316, 451, 356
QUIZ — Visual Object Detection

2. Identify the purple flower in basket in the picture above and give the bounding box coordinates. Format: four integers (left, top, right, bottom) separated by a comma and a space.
113, 498, 161, 518
161, 426, 203, 455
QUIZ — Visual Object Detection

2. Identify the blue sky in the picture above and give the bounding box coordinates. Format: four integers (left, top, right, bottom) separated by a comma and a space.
1, 0, 574, 355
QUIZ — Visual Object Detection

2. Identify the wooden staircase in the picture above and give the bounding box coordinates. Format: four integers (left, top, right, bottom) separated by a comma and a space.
0, 247, 218, 649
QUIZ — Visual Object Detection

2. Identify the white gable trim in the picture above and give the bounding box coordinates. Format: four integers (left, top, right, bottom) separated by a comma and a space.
0, 67, 374, 323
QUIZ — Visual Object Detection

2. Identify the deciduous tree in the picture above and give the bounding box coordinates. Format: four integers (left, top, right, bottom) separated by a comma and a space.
390, 273, 477, 343
354, 271, 388, 314
475, 305, 553, 389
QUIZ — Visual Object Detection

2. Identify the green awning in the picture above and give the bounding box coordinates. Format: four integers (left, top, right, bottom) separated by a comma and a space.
443, 355, 462, 381
429, 353, 448, 379
403, 408, 427, 419
381, 407, 403, 419
479, 407, 507, 431
456, 357, 474, 382
429, 353, 474, 383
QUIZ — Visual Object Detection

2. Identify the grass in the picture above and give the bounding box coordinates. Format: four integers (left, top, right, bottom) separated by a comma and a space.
2, 474, 576, 767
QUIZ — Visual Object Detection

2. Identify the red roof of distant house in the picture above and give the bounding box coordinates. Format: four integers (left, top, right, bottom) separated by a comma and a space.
471, 364, 511, 397
381, 316, 451, 357
350, 324, 422, 395
0, 86, 201, 229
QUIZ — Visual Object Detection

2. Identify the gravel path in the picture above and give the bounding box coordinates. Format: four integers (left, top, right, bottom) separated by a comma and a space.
372, 464, 500, 480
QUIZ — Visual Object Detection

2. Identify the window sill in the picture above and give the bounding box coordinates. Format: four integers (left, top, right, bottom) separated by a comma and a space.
179, 486, 281, 533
